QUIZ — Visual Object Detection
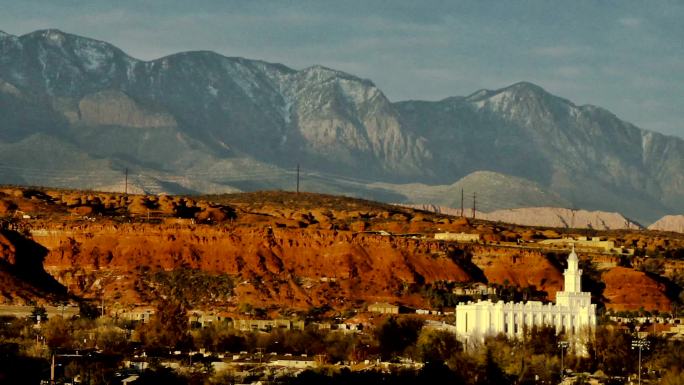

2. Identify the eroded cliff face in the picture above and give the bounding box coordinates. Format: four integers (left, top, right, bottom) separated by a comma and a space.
2, 187, 681, 312
470, 246, 564, 300
36, 223, 471, 310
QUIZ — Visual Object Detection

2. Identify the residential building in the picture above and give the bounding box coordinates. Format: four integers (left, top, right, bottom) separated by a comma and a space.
367, 302, 399, 314
115, 307, 156, 323
233, 319, 305, 332
434, 232, 480, 243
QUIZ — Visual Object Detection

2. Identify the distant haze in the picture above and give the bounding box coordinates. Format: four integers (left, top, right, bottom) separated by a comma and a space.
0, 0, 683, 138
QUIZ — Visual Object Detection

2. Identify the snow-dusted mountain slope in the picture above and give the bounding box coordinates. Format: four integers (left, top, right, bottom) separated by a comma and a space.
1, 29, 683, 224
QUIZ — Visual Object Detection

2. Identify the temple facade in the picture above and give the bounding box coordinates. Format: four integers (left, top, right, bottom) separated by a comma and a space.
454, 247, 596, 346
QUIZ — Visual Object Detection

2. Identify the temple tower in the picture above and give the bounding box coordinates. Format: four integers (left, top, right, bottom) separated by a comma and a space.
563, 245, 582, 293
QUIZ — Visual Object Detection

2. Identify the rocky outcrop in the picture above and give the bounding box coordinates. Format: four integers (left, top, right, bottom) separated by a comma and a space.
76, 90, 177, 128
648, 215, 684, 234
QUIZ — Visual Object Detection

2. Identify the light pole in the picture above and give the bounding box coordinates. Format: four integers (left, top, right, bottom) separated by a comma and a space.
558, 341, 569, 380
631, 338, 650, 385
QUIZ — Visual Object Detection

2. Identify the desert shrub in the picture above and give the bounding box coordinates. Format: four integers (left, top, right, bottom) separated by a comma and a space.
639, 258, 666, 276
149, 269, 234, 306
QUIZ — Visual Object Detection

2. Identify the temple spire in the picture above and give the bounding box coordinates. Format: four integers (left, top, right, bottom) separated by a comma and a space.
563, 244, 582, 293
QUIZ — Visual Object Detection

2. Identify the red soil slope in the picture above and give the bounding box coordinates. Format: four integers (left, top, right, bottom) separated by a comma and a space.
602, 267, 671, 312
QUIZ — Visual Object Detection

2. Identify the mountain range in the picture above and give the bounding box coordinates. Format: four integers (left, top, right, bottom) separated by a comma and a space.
1, 29, 682, 224
402, 204, 642, 231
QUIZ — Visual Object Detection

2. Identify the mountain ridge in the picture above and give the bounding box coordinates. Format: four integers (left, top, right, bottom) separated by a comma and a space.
1, 29, 682, 224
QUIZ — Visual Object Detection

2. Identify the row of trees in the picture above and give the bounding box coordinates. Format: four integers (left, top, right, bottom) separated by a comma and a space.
3, 309, 684, 385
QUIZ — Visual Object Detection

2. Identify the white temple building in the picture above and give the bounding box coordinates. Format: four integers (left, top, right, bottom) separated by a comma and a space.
454, 247, 596, 346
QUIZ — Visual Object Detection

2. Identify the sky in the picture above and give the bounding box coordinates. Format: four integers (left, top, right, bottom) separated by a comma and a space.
1, 0, 683, 138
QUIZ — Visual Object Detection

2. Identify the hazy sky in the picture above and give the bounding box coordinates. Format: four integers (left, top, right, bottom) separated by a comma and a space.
2, 0, 683, 138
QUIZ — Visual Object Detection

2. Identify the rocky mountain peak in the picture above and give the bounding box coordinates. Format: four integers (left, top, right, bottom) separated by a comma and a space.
23, 29, 79, 48
301, 64, 345, 77
486, 81, 552, 105
465, 89, 493, 101
297, 64, 374, 88
466, 81, 548, 102
36, 28, 67, 40
290, 64, 385, 113
0, 30, 132, 97
21, 28, 126, 60
502, 81, 548, 95
466, 81, 576, 123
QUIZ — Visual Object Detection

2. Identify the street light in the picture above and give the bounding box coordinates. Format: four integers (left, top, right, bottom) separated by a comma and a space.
558, 341, 569, 380
631, 338, 650, 385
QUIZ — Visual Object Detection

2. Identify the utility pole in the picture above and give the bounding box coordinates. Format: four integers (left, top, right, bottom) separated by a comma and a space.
124, 168, 128, 195
50, 354, 55, 385
460, 188, 464, 217
296, 164, 300, 194
472, 192, 476, 219
632, 338, 650, 385
558, 341, 568, 380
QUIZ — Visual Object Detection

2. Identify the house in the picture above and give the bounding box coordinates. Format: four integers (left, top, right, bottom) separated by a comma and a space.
434, 232, 480, 243
367, 302, 399, 314
269, 355, 317, 368
537, 237, 633, 255
453, 283, 496, 296
333, 323, 362, 333
187, 310, 231, 328
115, 307, 156, 323
233, 319, 305, 332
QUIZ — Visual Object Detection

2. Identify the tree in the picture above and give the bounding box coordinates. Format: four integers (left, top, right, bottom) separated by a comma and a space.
78, 301, 101, 320
324, 332, 357, 363
42, 317, 74, 350
417, 329, 462, 363
418, 361, 465, 384
587, 326, 634, 376
139, 298, 191, 349
478, 348, 513, 385
131, 366, 188, 385
447, 351, 483, 384
30, 306, 48, 324
526, 325, 559, 355
95, 326, 128, 354
660, 369, 684, 385
375, 316, 424, 360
